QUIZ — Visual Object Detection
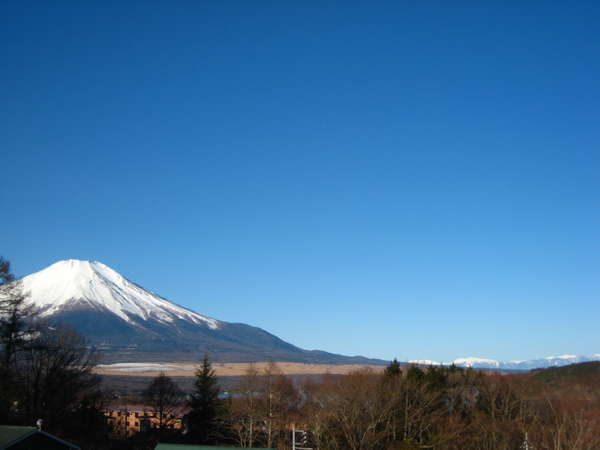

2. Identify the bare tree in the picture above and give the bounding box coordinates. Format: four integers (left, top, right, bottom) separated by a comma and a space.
260, 362, 300, 449
142, 372, 184, 433
305, 369, 393, 450
18, 325, 100, 431
231, 363, 263, 448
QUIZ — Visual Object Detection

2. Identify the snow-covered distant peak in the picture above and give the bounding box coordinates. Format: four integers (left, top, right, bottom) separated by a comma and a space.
452, 357, 500, 368
407, 354, 600, 370
20, 259, 220, 329
545, 354, 577, 360
408, 360, 442, 366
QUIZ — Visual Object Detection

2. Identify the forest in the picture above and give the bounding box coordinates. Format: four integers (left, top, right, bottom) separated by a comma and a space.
165, 357, 600, 450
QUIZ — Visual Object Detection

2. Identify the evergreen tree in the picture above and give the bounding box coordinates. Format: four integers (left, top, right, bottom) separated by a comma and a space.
0, 257, 37, 423
0, 257, 36, 371
184, 354, 227, 444
384, 358, 402, 378
406, 365, 425, 383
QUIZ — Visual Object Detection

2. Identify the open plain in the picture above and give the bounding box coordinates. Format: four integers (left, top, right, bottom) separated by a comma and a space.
95, 361, 386, 377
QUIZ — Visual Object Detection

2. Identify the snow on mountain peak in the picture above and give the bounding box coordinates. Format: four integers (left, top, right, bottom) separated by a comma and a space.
408, 354, 600, 370
452, 357, 500, 367
20, 259, 220, 329
408, 359, 442, 365
545, 354, 577, 360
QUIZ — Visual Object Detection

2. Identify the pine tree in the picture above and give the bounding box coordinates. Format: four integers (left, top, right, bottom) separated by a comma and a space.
0, 257, 37, 423
184, 354, 227, 444
384, 358, 402, 377
0, 257, 35, 370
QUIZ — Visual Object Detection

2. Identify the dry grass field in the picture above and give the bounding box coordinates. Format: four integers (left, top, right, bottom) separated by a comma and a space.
95, 361, 386, 377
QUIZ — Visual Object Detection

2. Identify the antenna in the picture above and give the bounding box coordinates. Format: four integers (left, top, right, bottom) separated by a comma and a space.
292, 424, 312, 450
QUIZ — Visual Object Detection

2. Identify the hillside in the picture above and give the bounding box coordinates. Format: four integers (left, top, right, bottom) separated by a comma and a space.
531, 361, 600, 387
16, 260, 386, 365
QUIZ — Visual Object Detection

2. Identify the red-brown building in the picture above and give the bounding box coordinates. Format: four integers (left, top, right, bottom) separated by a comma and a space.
104, 405, 190, 437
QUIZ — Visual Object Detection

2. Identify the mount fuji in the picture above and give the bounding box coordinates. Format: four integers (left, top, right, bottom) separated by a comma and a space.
17, 260, 382, 364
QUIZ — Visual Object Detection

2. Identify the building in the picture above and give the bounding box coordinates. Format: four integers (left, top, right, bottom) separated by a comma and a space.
0, 425, 80, 450
104, 405, 190, 437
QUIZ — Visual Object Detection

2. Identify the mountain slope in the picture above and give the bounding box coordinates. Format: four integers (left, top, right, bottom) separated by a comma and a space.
532, 361, 600, 387
17, 260, 383, 365
23, 260, 219, 328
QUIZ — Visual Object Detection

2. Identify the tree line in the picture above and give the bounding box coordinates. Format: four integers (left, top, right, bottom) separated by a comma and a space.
130, 356, 600, 449
213, 360, 600, 449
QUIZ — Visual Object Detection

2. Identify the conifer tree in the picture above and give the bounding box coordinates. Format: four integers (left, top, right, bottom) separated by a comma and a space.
0, 257, 37, 423
0, 257, 35, 371
184, 354, 227, 444
384, 358, 402, 378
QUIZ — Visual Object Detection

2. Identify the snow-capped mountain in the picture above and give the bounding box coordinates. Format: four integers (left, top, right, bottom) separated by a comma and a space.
22, 260, 220, 329
409, 354, 600, 370
452, 357, 501, 368
14, 260, 382, 365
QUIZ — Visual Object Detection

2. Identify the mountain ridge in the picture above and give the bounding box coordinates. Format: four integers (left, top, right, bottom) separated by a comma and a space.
23, 259, 220, 328
12, 260, 594, 369
15, 259, 385, 365
408, 354, 600, 370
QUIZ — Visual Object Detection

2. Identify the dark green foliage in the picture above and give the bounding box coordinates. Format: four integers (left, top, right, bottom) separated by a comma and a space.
0, 257, 36, 424
532, 361, 600, 386
184, 354, 228, 444
406, 365, 425, 383
0, 257, 36, 370
423, 366, 448, 392
384, 358, 402, 377
0, 257, 14, 284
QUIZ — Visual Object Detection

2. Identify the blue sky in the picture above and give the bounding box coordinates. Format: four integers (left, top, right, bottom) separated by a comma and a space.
2, 1, 599, 362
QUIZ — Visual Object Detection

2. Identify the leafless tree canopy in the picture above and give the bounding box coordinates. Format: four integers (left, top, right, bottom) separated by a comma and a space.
0, 257, 106, 448
224, 361, 600, 450
142, 372, 184, 432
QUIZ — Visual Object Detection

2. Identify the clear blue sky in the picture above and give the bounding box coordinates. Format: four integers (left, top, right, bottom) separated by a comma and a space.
2, 1, 599, 362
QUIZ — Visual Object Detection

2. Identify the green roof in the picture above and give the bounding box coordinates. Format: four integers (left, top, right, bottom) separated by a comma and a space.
0, 425, 80, 449
0, 426, 37, 447
155, 444, 275, 450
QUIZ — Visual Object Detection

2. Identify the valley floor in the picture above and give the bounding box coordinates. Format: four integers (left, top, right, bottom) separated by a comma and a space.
95, 361, 385, 377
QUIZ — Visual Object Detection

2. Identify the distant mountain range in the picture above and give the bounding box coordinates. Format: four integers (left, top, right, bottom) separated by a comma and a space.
15, 260, 384, 365
409, 354, 600, 371
10, 259, 595, 370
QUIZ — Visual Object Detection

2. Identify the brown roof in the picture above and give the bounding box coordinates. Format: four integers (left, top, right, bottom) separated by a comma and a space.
104, 404, 191, 415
